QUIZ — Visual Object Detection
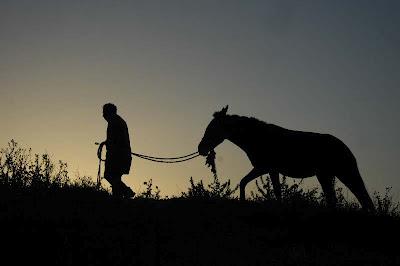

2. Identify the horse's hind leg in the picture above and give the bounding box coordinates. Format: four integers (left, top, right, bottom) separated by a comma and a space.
240, 168, 263, 201
336, 170, 375, 212
316, 174, 337, 208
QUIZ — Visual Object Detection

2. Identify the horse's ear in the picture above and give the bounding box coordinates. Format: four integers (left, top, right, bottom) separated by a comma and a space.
222, 105, 229, 115
213, 105, 229, 118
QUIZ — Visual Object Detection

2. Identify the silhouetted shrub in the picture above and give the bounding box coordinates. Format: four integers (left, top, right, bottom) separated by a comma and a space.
373, 187, 400, 216
252, 175, 321, 207
0, 139, 34, 188
0, 140, 103, 194
138, 179, 161, 199
181, 175, 238, 200
71, 175, 95, 188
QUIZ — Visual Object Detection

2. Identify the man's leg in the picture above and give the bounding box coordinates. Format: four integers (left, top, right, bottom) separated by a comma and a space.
121, 180, 135, 198
119, 175, 135, 198
111, 173, 135, 198
111, 174, 124, 198
104, 170, 123, 198
105, 167, 134, 198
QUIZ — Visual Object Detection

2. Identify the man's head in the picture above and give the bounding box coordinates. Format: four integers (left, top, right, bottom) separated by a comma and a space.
103, 103, 117, 121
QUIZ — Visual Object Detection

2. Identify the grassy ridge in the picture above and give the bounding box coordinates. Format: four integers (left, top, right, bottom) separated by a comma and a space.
1, 140, 400, 265
1, 191, 400, 266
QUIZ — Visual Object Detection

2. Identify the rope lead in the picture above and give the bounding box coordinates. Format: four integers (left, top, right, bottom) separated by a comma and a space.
95, 142, 200, 187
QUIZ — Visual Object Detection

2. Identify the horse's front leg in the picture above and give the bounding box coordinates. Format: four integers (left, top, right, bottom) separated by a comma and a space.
270, 171, 281, 201
240, 168, 263, 201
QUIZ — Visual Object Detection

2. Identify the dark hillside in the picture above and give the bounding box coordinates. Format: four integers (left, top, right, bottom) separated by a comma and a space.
1, 189, 399, 266
1, 141, 399, 266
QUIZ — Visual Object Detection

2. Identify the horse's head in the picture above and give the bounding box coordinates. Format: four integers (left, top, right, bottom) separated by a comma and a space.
198, 105, 229, 156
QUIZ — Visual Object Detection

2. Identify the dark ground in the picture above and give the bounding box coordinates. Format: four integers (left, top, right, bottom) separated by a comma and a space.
1, 190, 399, 266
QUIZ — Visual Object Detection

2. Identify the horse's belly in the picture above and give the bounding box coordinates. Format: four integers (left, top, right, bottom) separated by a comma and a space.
279, 168, 316, 178
276, 155, 318, 178
250, 144, 321, 177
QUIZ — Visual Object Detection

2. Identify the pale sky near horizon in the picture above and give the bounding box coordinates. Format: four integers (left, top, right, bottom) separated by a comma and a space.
1, 1, 399, 198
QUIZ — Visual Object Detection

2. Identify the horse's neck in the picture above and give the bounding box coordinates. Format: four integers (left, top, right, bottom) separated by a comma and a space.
225, 117, 256, 153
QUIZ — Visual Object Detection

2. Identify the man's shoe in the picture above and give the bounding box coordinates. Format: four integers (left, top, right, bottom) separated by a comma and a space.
124, 188, 136, 199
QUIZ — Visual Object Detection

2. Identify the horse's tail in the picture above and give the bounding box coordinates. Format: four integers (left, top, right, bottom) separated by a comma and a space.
334, 142, 375, 212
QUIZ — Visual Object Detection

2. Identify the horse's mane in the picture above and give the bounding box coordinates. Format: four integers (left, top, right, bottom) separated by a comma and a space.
227, 114, 270, 131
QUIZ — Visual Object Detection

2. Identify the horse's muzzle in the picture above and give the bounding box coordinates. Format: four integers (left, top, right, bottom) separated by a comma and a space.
198, 142, 208, 156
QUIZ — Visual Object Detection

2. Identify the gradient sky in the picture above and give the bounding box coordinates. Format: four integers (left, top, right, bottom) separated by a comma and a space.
1, 1, 399, 198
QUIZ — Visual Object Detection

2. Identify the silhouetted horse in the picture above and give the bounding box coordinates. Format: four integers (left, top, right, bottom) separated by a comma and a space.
198, 106, 375, 211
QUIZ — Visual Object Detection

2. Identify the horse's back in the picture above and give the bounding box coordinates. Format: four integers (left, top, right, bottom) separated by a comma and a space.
252, 123, 355, 177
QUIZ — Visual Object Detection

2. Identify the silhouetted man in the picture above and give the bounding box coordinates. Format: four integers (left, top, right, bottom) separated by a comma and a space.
101, 103, 135, 198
